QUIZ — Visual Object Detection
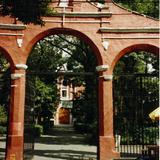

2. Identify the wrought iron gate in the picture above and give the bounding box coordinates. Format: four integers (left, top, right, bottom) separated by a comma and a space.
24, 76, 35, 160
0, 71, 11, 160
113, 73, 159, 158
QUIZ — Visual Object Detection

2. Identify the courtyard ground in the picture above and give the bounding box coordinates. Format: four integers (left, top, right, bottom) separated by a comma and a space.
0, 125, 97, 160
33, 125, 97, 160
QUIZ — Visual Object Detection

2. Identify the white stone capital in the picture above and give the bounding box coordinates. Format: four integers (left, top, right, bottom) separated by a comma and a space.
15, 64, 28, 70
96, 65, 109, 72
11, 73, 24, 80
99, 74, 113, 81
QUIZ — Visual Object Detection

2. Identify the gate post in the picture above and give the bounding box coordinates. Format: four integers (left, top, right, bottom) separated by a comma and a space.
98, 72, 120, 160
6, 67, 27, 160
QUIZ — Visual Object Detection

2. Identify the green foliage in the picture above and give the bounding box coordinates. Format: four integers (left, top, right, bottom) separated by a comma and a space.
0, 105, 7, 135
34, 124, 43, 138
85, 122, 98, 145
0, 0, 158, 25
1, 0, 53, 25
32, 77, 59, 125
0, 126, 7, 135
28, 37, 65, 73
0, 105, 7, 125
0, 53, 10, 112
114, 0, 159, 18
114, 52, 159, 75
0, 54, 10, 135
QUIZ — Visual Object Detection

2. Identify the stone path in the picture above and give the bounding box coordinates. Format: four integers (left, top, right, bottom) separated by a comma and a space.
33, 125, 97, 160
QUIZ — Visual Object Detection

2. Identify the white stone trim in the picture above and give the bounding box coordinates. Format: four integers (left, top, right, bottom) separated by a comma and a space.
96, 65, 109, 72
15, 64, 28, 70
17, 38, 23, 48
99, 75, 113, 81
11, 73, 24, 80
102, 41, 109, 50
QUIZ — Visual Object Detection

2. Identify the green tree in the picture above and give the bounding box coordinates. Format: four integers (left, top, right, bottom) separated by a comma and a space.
27, 35, 67, 126
114, 52, 159, 74
0, 0, 158, 25
114, 0, 159, 18
0, 53, 10, 134
34, 77, 59, 127
0, 0, 53, 25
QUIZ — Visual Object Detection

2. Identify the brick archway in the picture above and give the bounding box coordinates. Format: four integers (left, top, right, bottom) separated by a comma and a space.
25, 27, 103, 65
24, 28, 107, 158
110, 43, 159, 158
110, 44, 159, 73
0, 1, 158, 160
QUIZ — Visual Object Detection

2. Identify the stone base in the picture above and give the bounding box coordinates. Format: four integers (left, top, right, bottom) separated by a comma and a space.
99, 136, 120, 160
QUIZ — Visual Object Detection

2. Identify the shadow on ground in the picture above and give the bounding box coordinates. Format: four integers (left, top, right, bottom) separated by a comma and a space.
0, 137, 6, 160
0, 148, 5, 160
34, 149, 97, 159
35, 134, 87, 145
33, 125, 97, 159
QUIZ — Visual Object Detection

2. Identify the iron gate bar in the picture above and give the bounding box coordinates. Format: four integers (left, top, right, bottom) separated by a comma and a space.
0, 71, 11, 160
24, 77, 35, 160
113, 73, 159, 158
26, 71, 96, 76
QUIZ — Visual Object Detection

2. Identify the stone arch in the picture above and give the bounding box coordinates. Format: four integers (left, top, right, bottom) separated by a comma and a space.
111, 44, 159, 73
25, 27, 103, 66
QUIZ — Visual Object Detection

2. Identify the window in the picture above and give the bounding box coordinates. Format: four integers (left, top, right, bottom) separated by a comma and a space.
62, 90, 67, 98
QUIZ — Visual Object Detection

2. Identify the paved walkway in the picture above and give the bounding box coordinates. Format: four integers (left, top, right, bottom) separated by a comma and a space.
33, 125, 97, 160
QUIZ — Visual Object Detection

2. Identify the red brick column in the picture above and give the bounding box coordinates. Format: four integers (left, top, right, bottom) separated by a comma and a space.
98, 71, 120, 160
6, 69, 26, 160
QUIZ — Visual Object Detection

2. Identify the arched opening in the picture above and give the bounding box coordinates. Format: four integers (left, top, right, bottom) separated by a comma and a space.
112, 46, 159, 159
24, 32, 99, 159
0, 51, 11, 160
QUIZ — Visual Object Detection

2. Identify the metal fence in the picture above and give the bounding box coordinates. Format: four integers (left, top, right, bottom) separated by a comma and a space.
113, 74, 159, 158
24, 76, 35, 160
0, 71, 11, 160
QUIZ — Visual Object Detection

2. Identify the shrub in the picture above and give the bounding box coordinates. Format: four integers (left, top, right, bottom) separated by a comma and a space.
34, 125, 43, 138
74, 123, 87, 133
0, 126, 7, 135
86, 122, 98, 145
0, 106, 7, 125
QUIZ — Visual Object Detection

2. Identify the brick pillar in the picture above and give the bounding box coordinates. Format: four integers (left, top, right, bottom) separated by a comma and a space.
98, 73, 120, 160
6, 69, 26, 160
